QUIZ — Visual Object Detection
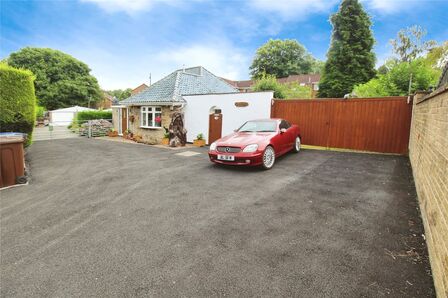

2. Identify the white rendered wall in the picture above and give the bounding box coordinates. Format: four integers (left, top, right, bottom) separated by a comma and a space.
183, 91, 273, 144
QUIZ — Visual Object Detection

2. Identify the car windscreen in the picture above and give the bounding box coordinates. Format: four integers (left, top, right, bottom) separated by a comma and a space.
238, 121, 277, 132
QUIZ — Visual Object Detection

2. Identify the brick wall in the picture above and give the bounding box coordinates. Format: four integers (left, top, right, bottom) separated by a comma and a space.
409, 89, 448, 298
128, 106, 175, 145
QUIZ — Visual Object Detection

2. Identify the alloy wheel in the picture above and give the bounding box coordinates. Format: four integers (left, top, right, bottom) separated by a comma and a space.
294, 136, 301, 153
262, 146, 275, 169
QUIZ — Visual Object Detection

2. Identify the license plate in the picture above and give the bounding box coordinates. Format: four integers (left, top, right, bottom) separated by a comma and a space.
217, 155, 235, 161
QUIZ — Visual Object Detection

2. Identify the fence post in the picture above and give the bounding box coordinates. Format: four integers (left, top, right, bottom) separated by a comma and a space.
49, 125, 53, 140
88, 120, 92, 138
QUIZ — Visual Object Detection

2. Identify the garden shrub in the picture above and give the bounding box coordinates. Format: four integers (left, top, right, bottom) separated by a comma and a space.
75, 110, 112, 122
35, 105, 45, 119
252, 73, 286, 99
0, 63, 36, 146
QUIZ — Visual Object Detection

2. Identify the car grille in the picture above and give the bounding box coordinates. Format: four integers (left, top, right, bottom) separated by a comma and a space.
217, 146, 241, 153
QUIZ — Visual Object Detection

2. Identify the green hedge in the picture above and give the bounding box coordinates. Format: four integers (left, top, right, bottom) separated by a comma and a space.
75, 110, 112, 122
0, 63, 36, 146
35, 105, 45, 119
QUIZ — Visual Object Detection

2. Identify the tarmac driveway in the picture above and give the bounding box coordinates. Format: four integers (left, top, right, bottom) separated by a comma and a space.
0, 138, 435, 297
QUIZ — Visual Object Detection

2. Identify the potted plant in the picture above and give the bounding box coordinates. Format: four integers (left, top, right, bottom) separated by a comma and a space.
161, 127, 170, 145
123, 129, 133, 139
108, 128, 118, 137
193, 133, 206, 147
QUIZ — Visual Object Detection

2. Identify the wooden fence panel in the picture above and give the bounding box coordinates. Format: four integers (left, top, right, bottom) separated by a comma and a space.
271, 97, 412, 154
272, 100, 331, 147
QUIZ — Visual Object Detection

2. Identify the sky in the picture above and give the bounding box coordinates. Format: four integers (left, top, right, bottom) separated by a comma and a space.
1, 0, 447, 90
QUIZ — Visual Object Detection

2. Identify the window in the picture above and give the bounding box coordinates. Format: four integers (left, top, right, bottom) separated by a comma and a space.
141, 106, 162, 128
237, 120, 277, 132
279, 120, 291, 130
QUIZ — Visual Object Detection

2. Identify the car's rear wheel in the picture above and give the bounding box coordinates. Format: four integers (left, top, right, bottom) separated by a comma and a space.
293, 136, 301, 153
262, 146, 275, 170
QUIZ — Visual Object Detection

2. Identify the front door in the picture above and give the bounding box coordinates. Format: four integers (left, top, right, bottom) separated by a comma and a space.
118, 108, 127, 135
208, 112, 222, 144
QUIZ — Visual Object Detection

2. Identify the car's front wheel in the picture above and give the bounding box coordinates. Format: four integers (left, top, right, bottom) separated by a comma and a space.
262, 146, 276, 170
293, 136, 301, 153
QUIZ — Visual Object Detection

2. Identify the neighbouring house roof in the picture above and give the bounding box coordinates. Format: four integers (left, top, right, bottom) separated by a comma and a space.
120, 66, 237, 105
277, 74, 321, 85
222, 78, 253, 89
103, 92, 114, 101
131, 83, 149, 95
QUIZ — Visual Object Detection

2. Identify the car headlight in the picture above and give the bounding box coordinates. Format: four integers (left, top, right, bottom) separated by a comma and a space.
210, 142, 217, 151
243, 144, 258, 153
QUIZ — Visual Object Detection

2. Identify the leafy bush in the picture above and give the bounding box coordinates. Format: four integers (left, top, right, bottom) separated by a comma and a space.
354, 58, 441, 97
75, 110, 112, 122
35, 105, 45, 119
252, 73, 286, 99
283, 82, 312, 99
0, 63, 36, 146
196, 133, 204, 140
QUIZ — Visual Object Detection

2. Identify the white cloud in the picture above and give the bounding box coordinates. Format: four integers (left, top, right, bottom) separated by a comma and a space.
80, 0, 176, 14
75, 41, 250, 90
361, 0, 425, 14
249, 0, 339, 19
156, 43, 249, 81
249, 0, 428, 18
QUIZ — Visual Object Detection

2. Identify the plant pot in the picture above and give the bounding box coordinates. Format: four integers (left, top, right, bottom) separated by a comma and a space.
193, 139, 206, 147
108, 131, 118, 137
161, 138, 169, 145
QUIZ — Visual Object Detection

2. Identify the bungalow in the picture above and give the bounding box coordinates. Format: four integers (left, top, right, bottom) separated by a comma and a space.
112, 66, 273, 144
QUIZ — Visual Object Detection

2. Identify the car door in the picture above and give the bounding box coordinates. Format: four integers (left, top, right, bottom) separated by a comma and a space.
284, 120, 295, 148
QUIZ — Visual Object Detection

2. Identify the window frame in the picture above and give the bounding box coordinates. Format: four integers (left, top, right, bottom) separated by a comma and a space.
279, 120, 291, 130
140, 106, 163, 129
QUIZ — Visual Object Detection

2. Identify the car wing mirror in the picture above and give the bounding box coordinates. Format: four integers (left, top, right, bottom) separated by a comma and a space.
234, 129, 238, 132
280, 128, 287, 134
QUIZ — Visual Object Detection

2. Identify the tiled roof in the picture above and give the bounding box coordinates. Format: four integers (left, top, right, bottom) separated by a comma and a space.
121, 67, 237, 105
277, 74, 320, 84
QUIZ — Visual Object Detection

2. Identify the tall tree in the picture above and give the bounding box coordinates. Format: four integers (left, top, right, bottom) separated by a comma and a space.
106, 88, 132, 100
318, 0, 376, 98
425, 41, 448, 69
390, 26, 437, 63
250, 39, 317, 79
5, 47, 102, 110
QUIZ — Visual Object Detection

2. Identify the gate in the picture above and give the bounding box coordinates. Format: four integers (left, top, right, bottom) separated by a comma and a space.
33, 118, 114, 141
271, 97, 412, 154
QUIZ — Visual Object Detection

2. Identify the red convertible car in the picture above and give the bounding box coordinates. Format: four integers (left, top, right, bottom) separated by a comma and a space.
208, 119, 301, 169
